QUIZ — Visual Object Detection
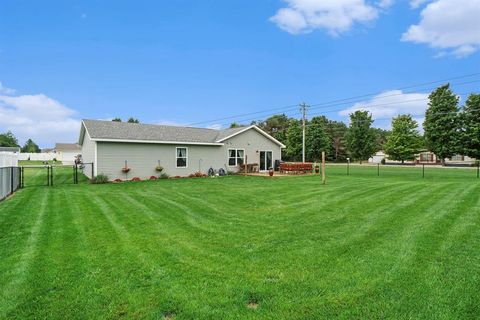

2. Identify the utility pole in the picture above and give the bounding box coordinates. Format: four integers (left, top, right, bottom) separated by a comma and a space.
300, 102, 308, 163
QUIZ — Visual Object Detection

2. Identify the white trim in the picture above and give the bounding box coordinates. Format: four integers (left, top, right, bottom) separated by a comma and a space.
216, 125, 286, 148
91, 138, 224, 146
94, 141, 97, 177
227, 148, 245, 167
175, 147, 188, 169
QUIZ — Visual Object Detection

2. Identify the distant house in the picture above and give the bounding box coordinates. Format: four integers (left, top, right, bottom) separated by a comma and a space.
78, 119, 285, 180
55, 143, 81, 164
0, 147, 20, 154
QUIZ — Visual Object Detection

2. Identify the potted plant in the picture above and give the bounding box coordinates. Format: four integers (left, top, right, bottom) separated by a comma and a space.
155, 160, 163, 173
314, 163, 320, 174
268, 167, 274, 177
121, 167, 130, 173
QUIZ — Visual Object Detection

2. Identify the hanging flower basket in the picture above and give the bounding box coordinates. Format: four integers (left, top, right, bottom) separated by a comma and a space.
122, 167, 131, 173
155, 165, 164, 172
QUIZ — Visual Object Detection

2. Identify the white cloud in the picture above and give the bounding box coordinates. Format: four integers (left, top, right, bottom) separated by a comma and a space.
270, 0, 392, 35
0, 82, 15, 95
0, 90, 80, 147
206, 124, 223, 130
402, 0, 480, 57
339, 90, 429, 121
410, 0, 431, 8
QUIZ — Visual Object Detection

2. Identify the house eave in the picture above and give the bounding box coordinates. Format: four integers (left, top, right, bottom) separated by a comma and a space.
91, 138, 225, 146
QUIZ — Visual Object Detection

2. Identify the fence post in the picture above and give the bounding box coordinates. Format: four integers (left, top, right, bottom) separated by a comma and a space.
422, 164, 425, 178
10, 166, 14, 195
347, 162, 350, 176
377, 163, 380, 176
477, 162, 479, 179
91, 163, 94, 179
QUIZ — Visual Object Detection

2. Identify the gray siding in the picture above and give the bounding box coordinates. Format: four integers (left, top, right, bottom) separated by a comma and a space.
80, 131, 96, 178
222, 128, 282, 169
95, 127, 283, 180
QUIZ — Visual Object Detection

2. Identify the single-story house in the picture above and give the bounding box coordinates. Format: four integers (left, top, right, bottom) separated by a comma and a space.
55, 143, 81, 164
79, 119, 285, 180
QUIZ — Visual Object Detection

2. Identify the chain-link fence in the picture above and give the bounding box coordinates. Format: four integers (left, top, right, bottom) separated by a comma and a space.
0, 166, 21, 201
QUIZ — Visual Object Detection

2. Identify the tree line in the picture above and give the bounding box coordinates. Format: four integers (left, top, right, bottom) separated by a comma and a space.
243, 84, 479, 164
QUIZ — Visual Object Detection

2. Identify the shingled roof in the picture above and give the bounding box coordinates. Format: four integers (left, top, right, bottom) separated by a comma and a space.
81, 119, 271, 145
80, 119, 285, 147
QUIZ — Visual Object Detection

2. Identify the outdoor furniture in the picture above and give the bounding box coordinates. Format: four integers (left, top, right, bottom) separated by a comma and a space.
280, 162, 313, 174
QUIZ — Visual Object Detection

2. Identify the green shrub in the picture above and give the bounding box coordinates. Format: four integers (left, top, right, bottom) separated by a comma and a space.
90, 174, 109, 184
159, 173, 170, 179
381, 158, 386, 165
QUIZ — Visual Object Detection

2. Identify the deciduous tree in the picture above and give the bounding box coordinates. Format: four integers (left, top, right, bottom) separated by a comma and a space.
385, 115, 422, 163
461, 93, 480, 159
21, 139, 41, 153
346, 111, 376, 163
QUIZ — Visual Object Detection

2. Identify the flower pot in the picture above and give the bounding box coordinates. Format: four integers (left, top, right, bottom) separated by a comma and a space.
268, 170, 274, 177
121, 168, 130, 173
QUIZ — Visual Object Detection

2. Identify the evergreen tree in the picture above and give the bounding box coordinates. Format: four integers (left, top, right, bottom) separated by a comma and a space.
346, 111, 376, 163
112, 118, 122, 122
285, 119, 302, 161
423, 84, 460, 164
256, 114, 290, 144
461, 93, 480, 159
127, 117, 140, 123
0, 131, 19, 147
326, 121, 348, 161
384, 115, 422, 163
306, 116, 331, 162
21, 139, 41, 153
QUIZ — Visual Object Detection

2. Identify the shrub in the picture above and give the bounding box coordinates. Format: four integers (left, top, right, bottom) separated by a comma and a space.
381, 158, 386, 165
189, 172, 207, 178
149, 176, 157, 180
131, 177, 141, 181
174, 175, 181, 179
90, 174, 109, 184
113, 178, 123, 183
155, 165, 164, 172
159, 173, 170, 179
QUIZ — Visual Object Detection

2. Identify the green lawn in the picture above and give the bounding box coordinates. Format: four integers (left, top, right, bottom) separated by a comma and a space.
1, 166, 479, 319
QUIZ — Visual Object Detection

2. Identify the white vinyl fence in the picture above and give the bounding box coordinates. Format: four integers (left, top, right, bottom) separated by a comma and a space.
0, 152, 20, 201
19, 152, 58, 161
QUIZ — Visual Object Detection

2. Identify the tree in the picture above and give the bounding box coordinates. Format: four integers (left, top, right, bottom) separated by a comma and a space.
423, 84, 460, 164
21, 139, 41, 153
346, 111, 376, 163
0, 131, 19, 147
127, 117, 140, 123
326, 121, 348, 161
306, 116, 331, 162
384, 115, 422, 163
229, 122, 245, 128
371, 128, 390, 151
256, 114, 290, 144
112, 118, 122, 122
285, 119, 303, 161
461, 93, 480, 159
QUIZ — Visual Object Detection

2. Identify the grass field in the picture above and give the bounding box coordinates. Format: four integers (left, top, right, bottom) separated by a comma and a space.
1, 166, 479, 319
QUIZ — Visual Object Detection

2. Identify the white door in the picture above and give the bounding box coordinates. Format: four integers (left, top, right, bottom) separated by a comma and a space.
259, 151, 273, 171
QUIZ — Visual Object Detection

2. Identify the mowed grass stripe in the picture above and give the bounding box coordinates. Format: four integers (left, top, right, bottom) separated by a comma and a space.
1, 167, 480, 319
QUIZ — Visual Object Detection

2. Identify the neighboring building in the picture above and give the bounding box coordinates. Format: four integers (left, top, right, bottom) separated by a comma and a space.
0, 147, 20, 154
368, 150, 386, 164
79, 119, 285, 180
55, 143, 82, 164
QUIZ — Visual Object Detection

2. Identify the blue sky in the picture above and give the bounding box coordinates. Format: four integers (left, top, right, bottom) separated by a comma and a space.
0, 0, 479, 147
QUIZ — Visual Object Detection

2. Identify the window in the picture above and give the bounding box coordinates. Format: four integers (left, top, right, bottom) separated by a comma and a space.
228, 149, 245, 166
176, 147, 188, 168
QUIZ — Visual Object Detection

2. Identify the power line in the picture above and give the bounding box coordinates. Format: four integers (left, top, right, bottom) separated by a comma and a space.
187, 72, 480, 127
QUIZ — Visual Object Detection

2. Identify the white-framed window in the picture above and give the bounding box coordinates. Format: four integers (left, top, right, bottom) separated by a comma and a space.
228, 149, 245, 166
176, 147, 188, 168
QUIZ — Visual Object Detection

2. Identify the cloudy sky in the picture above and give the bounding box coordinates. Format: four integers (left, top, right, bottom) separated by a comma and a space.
0, 0, 479, 147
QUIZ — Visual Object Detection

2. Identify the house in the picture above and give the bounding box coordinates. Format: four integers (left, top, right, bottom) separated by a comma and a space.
54, 143, 81, 164
0, 147, 20, 154
78, 119, 285, 180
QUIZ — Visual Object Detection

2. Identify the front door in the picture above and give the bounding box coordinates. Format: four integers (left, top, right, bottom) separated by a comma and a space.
259, 151, 273, 171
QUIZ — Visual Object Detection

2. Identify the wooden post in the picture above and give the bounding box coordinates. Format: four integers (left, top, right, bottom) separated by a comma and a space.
244, 155, 248, 177
322, 151, 326, 185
